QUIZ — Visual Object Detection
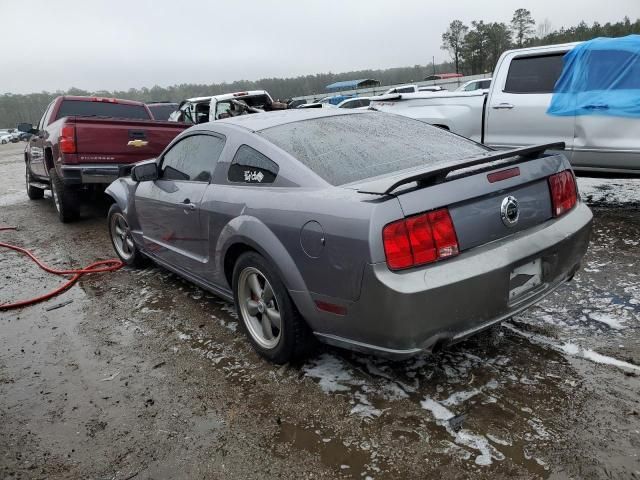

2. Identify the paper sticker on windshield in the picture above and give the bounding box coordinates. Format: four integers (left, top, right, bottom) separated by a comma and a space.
244, 170, 265, 183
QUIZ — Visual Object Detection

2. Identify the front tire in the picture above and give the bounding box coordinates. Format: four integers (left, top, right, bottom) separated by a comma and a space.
49, 168, 79, 222
108, 204, 146, 267
233, 252, 313, 363
26, 166, 44, 200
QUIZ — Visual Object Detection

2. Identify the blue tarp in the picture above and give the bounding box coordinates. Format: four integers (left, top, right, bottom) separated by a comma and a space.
547, 35, 640, 118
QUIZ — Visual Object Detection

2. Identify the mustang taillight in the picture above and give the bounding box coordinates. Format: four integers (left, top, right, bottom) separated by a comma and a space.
59, 125, 76, 154
383, 208, 459, 270
548, 170, 577, 217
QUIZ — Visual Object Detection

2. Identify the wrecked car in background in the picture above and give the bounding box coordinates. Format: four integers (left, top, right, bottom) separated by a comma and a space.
106, 109, 592, 363
168, 90, 286, 124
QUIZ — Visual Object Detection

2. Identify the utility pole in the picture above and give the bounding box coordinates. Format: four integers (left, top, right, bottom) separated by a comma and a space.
432, 56, 436, 75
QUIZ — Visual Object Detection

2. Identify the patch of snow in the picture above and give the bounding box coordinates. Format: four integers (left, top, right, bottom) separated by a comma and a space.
578, 177, 640, 205
561, 343, 640, 371
303, 354, 360, 393
588, 312, 625, 330
504, 323, 640, 372
420, 398, 454, 421
350, 392, 383, 419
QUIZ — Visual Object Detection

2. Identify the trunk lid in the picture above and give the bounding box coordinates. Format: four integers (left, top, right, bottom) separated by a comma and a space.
71, 117, 187, 164
351, 146, 568, 252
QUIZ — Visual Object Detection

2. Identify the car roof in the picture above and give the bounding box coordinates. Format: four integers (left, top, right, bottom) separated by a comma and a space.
212, 108, 368, 132
185, 90, 270, 103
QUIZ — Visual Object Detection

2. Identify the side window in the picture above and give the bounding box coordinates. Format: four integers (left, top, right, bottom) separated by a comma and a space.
504, 53, 566, 94
227, 145, 279, 184
161, 134, 225, 182
38, 101, 55, 130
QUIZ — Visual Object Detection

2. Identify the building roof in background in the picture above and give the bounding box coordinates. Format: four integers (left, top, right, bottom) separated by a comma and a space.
326, 79, 380, 91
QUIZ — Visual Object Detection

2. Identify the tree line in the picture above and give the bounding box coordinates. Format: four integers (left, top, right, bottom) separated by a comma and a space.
1, 14, 638, 127
441, 12, 640, 75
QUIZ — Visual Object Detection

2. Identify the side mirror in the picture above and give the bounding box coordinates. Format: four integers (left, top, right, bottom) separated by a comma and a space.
131, 161, 158, 182
18, 122, 38, 135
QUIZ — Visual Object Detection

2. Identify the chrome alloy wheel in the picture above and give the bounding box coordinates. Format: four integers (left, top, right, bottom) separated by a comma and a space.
238, 267, 282, 349
110, 212, 135, 261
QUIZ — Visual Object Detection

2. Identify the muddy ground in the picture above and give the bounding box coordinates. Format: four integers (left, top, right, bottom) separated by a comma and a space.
1, 141, 639, 479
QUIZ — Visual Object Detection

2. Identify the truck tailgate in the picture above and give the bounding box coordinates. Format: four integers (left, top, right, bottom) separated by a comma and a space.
72, 118, 186, 164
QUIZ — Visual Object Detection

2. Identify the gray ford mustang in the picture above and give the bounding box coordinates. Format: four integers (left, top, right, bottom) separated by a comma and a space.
105, 109, 593, 363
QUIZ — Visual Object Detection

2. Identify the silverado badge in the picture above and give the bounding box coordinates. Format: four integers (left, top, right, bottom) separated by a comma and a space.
127, 139, 149, 147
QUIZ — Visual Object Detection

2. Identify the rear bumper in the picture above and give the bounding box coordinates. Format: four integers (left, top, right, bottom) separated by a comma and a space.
302, 202, 593, 359
60, 164, 125, 185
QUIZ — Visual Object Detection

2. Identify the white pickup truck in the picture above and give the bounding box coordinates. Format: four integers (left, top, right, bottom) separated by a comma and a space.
372, 42, 640, 174
169, 90, 281, 124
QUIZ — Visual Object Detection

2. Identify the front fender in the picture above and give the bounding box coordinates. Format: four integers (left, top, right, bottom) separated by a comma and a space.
217, 215, 309, 293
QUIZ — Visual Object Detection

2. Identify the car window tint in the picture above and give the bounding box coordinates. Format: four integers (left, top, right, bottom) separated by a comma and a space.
56, 100, 151, 120
504, 54, 565, 93
259, 112, 487, 186
161, 134, 225, 182
228, 145, 279, 184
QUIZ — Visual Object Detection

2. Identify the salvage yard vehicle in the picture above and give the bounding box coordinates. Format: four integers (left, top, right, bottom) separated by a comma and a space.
371, 37, 640, 174
337, 97, 372, 109
455, 77, 492, 92
19, 96, 188, 222
384, 85, 446, 94
106, 109, 592, 363
168, 90, 282, 124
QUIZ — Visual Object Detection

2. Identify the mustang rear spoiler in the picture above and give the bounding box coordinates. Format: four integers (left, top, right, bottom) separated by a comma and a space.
356, 142, 565, 195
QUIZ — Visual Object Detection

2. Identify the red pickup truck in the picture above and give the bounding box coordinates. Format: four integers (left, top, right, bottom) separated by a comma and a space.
20, 96, 187, 222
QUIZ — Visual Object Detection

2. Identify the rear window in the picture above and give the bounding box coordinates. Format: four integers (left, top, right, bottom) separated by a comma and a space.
56, 100, 151, 120
504, 54, 565, 94
259, 113, 487, 185
147, 104, 177, 120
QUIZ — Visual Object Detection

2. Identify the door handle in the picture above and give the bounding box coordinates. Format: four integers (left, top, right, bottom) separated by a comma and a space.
492, 103, 514, 110
181, 199, 196, 211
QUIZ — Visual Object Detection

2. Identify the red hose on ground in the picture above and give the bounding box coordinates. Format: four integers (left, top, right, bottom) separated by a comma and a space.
0, 226, 124, 311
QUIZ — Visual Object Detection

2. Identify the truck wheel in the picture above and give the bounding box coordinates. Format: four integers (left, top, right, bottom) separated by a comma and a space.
49, 168, 80, 223
107, 204, 147, 267
26, 166, 44, 200
232, 251, 314, 363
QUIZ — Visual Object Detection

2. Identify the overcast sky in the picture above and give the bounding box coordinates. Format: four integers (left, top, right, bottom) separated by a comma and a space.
1, 0, 638, 94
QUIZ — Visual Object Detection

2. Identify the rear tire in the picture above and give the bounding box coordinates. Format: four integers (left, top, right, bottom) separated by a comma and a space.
108, 204, 147, 267
232, 252, 313, 363
25, 166, 44, 200
49, 168, 80, 222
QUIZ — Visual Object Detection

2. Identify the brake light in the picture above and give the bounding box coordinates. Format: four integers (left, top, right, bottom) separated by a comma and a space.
383, 208, 459, 271
59, 125, 76, 154
487, 167, 520, 183
548, 170, 577, 217
233, 92, 249, 97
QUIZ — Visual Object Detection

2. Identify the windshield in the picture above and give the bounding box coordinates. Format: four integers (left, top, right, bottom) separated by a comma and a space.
56, 100, 151, 120
259, 112, 487, 185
